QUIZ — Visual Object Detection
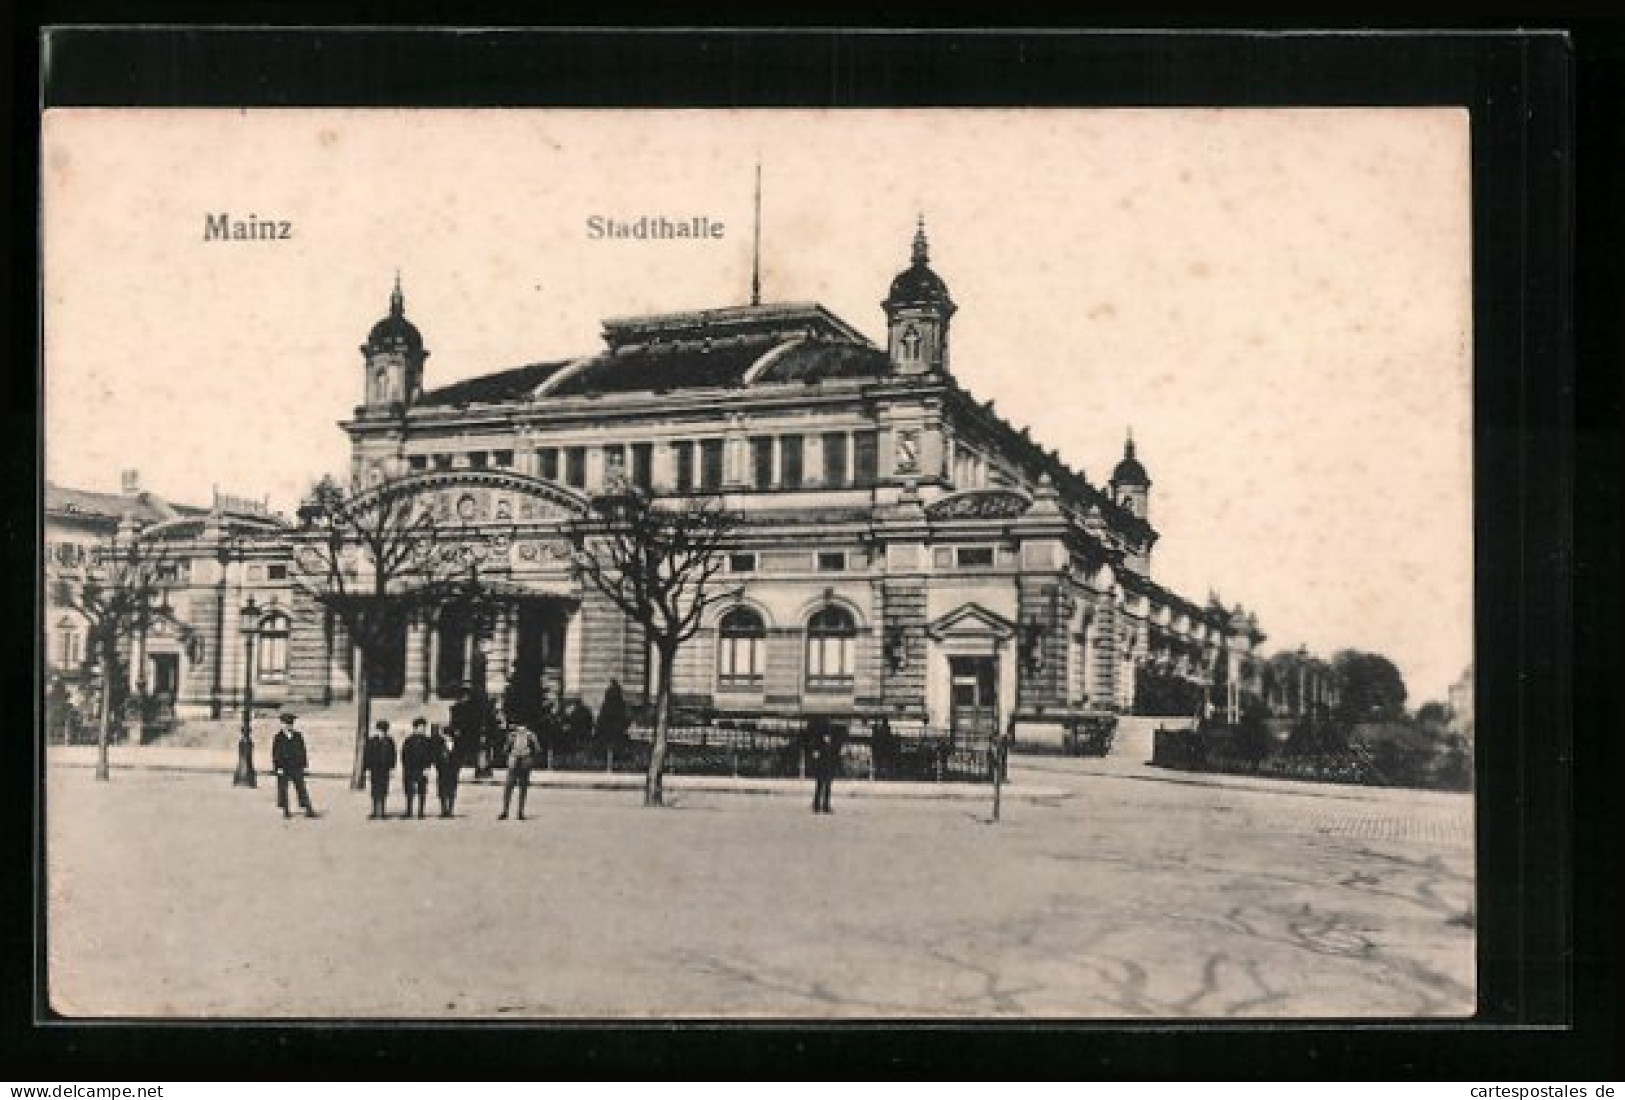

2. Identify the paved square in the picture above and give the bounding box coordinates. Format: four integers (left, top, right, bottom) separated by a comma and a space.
45, 759, 1474, 1018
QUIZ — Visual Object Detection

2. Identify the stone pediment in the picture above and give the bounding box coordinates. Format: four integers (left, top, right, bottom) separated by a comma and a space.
926, 602, 1016, 642
925, 488, 1032, 521
355, 470, 590, 528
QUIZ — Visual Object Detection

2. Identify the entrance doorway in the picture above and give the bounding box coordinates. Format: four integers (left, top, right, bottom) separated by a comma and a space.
149, 653, 179, 699
504, 601, 568, 724
949, 655, 999, 736
434, 605, 485, 698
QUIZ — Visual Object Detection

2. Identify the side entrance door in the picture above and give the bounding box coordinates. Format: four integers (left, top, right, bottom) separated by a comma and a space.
949, 655, 999, 737
149, 653, 180, 698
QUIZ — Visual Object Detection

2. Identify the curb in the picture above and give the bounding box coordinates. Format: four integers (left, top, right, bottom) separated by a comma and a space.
47, 756, 1065, 803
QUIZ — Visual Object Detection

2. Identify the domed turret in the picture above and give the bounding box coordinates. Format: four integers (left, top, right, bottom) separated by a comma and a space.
359, 274, 429, 413
1110, 432, 1152, 520
882, 217, 956, 374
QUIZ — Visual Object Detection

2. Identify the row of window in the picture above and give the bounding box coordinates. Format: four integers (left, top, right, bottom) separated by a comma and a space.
725, 546, 999, 575
402, 431, 882, 494
51, 614, 293, 684
716, 605, 857, 692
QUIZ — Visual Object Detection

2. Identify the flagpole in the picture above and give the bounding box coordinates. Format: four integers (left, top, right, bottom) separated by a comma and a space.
751, 162, 762, 307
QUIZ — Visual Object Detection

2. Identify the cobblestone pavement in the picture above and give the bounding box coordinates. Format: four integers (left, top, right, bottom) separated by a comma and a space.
44, 756, 1474, 1019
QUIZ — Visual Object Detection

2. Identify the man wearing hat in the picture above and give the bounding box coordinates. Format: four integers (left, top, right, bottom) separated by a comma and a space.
362, 719, 398, 819
400, 717, 434, 820
270, 713, 317, 819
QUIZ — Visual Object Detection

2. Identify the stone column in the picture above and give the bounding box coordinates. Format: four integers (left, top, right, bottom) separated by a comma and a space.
563, 605, 583, 699
425, 619, 441, 699
404, 612, 427, 700
488, 604, 515, 700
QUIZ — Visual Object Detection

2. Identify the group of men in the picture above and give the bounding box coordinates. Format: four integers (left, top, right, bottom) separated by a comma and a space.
265, 693, 572, 822
360, 717, 464, 819
265, 687, 949, 821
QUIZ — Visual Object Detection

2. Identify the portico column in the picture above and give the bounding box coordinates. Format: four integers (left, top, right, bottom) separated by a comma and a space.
404, 611, 427, 700
489, 604, 515, 699
425, 617, 441, 699
563, 606, 583, 699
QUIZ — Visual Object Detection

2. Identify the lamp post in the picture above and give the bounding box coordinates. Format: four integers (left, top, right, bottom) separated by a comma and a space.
235, 595, 259, 787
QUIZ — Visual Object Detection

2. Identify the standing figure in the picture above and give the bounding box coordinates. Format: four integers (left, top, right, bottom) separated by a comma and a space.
362, 719, 397, 819
449, 686, 487, 778
595, 679, 631, 744
566, 700, 594, 748
271, 712, 317, 819
499, 723, 542, 821
400, 718, 433, 820
430, 722, 461, 817
809, 718, 842, 815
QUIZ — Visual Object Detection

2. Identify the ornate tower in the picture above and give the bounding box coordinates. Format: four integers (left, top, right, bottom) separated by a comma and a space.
882, 217, 956, 375
359, 274, 428, 413
1110, 432, 1152, 521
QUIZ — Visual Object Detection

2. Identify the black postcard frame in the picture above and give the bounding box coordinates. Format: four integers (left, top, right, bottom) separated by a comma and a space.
4, 19, 1611, 1081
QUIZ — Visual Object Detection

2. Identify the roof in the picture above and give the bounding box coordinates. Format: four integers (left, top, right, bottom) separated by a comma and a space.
365, 278, 424, 354
417, 360, 571, 407
44, 483, 195, 527
883, 221, 955, 314
45, 482, 285, 532
1111, 438, 1151, 488
413, 302, 889, 409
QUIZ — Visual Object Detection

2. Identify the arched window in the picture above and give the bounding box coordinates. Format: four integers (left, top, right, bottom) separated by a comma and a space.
54, 616, 83, 669
257, 612, 291, 684
805, 606, 857, 692
717, 607, 766, 690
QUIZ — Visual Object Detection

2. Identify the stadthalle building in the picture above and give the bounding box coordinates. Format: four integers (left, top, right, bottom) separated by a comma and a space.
49, 223, 1266, 743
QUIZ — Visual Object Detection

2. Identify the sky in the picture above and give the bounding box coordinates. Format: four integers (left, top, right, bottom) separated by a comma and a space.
42, 108, 1473, 703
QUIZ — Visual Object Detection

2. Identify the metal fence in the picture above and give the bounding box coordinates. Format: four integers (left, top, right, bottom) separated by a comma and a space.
531, 717, 995, 783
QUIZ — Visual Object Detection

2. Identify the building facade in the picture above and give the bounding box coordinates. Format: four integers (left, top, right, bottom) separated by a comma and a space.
48, 225, 1267, 741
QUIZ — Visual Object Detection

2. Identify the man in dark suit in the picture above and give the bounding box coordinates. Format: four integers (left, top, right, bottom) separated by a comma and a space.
430, 722, 460, 818
270, 712, 317, 819
362, 719, 397, 819
400, 718, 433, 820
809, 718, 842, 815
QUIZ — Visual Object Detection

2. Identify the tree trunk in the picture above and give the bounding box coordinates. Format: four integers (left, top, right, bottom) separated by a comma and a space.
350, 645, 371, 790
95, 651, 113, 782
644, 641, 675, 807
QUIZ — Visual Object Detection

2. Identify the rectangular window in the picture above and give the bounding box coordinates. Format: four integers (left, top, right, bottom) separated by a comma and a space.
700, 438, 724, 490
267, 563, 288, 580
718, 629, 765, 689
155, 562, 182, 582
729, 552, 757, 573
806, 637, 854, 691
780, 435, 804, 489
408, 455, 428, 472
603, 444, 626, 482
817, 551, 846, 572
538, 448, 560, 481
565, 447, 587, 488
493, 450, 514, 470
631, 443, 654, 490
469, 451, 489, 469
433, 454, 454, 471
854, 431, 878, 485
56, 628, 81, 668
257, 632, 289, 684
673, 441, 695, 492
822, 432, 848, 488
751, 436, 774, 490
956, 546, 996, 569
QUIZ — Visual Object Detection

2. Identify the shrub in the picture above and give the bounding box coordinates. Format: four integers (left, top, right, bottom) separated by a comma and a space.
1284, 718, 1352, 757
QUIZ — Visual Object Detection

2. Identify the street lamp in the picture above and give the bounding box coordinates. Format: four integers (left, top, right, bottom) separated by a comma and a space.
235, 595, 260, 788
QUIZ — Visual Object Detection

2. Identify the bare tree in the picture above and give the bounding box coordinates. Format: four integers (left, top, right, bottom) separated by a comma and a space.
292, 475, 459, 788
50, 525, 192, 781
570, 487, 740, 807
